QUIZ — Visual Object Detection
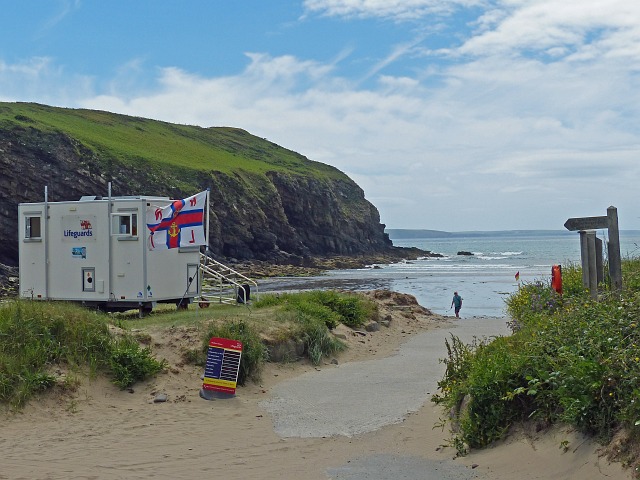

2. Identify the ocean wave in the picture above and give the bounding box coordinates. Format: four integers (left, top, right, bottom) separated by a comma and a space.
456, 251, 523, 258
391, 263, 521, 271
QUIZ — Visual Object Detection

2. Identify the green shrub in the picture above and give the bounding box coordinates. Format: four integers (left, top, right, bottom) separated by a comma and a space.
291, 299, 342, 330
253, 293, 284, 308
109, 336, 166, 389
253, 292, 359, 364
434, 334, 530, 450
560, 262, 587, 297
254, 291, 375, 329
300, 318, 346, 365
436, 257, 640, 454
0, 300, 164, 406
623, 257, 640, 293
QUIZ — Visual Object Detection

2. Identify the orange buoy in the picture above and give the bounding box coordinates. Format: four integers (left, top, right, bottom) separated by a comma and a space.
551, 264, 563, 295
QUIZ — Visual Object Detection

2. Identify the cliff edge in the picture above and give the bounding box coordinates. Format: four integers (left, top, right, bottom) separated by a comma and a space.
0, 102, 394, 269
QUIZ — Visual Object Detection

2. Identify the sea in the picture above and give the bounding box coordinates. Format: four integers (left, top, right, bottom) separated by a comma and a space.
257, 230, 640, 318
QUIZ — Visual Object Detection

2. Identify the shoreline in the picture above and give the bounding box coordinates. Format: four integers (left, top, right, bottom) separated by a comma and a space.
0, 292, 628, 479
234, 247, 438, 278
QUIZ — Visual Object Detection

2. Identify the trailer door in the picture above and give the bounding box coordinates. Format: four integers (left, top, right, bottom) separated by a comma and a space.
187, 263, 199, 296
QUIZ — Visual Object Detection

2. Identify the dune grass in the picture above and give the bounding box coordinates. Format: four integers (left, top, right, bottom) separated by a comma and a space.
0, 290, 378, 408
253, 290, 377, 363
179, 291, 378, 382
433, 258, 640, 466
0, 300, 165, 408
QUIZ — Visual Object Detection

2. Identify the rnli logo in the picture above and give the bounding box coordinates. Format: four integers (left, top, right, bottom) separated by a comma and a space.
64, 218, 94, 239
168, 222, 180, 238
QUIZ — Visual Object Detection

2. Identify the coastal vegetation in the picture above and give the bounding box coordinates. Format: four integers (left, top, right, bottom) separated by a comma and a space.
434, 258, 640, 472
0, 301, 165, 407
163, 290, 376, 383
0, 290, 376, 408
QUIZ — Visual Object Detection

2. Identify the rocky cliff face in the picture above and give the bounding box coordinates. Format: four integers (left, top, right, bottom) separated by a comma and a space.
0, 118, 392, 267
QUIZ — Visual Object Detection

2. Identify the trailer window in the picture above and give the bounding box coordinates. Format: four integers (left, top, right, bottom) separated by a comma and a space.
25, 216, 42, 239
111, 213, 138, 237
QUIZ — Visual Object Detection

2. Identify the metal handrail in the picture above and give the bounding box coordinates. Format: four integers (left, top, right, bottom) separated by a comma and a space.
198, 252, 258, 305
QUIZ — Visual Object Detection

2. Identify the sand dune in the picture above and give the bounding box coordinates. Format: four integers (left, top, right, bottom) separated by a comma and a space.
0, 293, 628, 479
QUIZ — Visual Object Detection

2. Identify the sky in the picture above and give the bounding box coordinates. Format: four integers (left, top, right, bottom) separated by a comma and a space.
1, 0, 639, 231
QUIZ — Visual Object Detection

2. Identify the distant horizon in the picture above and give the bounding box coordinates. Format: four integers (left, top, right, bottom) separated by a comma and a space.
386, 228, 640, 239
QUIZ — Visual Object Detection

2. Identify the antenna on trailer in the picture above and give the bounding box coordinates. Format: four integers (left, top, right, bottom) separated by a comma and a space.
44, 185, 49, 300
107, 182, 113, 301
205, 187, 211, 257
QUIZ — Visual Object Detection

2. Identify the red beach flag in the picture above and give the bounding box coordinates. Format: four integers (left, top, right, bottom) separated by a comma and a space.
515, 271, 520, 281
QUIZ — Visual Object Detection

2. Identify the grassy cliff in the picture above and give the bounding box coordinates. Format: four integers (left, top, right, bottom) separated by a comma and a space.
0, 102, 392, 266
1, 103, 341, 178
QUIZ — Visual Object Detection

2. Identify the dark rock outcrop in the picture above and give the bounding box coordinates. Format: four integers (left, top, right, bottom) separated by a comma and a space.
0, 104, 394, 268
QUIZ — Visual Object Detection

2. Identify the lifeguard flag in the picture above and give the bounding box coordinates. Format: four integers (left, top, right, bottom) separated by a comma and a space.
515, 271, 520, 281
146, 191, 207, 250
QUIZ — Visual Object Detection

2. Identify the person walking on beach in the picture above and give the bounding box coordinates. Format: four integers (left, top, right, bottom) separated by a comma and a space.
451, 291, 463, 318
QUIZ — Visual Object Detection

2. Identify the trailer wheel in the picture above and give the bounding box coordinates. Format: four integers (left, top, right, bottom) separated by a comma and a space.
176, 299, 189, 310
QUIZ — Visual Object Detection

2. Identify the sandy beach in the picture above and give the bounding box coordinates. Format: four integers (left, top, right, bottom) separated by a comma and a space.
0, 293, 629, 480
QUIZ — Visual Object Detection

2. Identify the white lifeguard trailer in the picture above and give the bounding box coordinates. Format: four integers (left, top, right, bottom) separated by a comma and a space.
18, 189, 202, 313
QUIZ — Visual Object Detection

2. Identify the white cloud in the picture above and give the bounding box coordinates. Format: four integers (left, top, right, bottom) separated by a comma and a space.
457, 0, 640, 62
2, 1, 640, 229
68, 46, 640, 229
0, 57, 93, 104
303, 0, 482, 20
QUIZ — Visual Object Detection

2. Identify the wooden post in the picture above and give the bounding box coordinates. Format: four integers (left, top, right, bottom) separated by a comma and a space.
595, 237, 604, 285
586, 231, 598, 298
580, 231, 590, 290
607, 206, 623, 291
566, 206, 623, 295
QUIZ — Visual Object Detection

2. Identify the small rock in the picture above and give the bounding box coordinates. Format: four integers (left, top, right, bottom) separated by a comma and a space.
331, 358, 339, 365
365, 321, 380, 332
154, 393, 168, 403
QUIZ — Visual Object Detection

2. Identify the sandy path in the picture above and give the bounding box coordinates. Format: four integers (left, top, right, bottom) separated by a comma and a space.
261, 316, 509, 439
0, 298, 630, 480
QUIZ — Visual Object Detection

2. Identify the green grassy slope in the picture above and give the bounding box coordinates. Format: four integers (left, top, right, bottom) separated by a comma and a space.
0, 102, 342, 179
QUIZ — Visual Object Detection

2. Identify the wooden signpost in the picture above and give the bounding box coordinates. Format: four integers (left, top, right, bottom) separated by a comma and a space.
564, 206, 622, 298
